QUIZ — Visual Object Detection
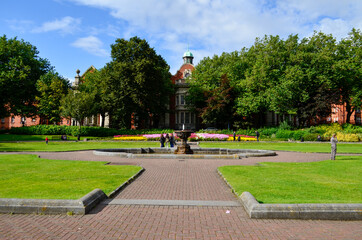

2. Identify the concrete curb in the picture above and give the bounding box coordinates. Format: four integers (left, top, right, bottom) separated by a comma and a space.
93, 148, 276, 159
218, 170, 362, 220
108, 166, 145, 198
0, 189, 106, 215
0, 166, 145, 215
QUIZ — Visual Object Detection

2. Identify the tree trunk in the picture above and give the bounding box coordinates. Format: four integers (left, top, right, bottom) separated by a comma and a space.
345, 103, 353, 124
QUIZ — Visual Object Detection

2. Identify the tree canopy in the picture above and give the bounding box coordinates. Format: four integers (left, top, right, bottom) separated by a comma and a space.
188, 29, 362, 127
36, 71, 70, 124
0, 35, 51, 118
105, 36, 172, 128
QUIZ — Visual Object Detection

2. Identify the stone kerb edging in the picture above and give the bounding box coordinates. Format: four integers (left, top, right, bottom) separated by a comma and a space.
218, 170, 362, 220
0, 166, 145, 215
0, 189, 106, 215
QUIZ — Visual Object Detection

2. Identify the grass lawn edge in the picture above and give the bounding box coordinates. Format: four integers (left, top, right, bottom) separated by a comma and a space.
217, 169, 362, 220
0, 165, 145, 215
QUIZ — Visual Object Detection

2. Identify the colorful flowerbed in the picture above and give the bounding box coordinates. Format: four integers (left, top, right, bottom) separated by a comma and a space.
113, 135, 146, 141
114, 133, 256, 141
189, 133, 256, 141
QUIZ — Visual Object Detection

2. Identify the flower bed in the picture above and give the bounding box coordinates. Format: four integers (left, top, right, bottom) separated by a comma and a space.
114, 133, 256, 141
114, 135, 146, 141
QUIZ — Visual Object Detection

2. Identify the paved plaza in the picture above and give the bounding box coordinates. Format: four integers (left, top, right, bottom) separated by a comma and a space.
0, 150, 361, 239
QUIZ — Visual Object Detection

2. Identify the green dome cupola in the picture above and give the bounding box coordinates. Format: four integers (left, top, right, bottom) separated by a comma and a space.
183, 49, 194, 64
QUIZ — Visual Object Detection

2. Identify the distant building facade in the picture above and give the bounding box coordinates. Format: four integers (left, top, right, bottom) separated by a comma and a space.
159, 50, 197, 130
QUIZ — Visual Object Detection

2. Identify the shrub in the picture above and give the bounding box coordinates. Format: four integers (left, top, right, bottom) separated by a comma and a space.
9, 126, 174, 137
303, 133, 321, 141
275, 130, 294, 139
336, 133, 360, 142
259, 127, 278, 137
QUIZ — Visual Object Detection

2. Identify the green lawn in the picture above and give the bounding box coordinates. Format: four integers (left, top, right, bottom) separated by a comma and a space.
0, 141, 159, 152
201, 141, 362, 153
219, 156, 362, 204
0, 154, 142, 199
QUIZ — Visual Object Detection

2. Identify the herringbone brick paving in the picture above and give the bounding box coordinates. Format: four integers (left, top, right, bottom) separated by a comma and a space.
0, 150, 361, 239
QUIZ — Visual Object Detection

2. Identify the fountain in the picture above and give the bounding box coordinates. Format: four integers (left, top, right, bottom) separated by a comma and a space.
173, 130, 193, 154
93, 127, 276, 159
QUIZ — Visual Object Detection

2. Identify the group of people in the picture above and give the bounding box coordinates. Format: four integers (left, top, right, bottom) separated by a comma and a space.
232, 130, 260, 142
160, 133, 176, 148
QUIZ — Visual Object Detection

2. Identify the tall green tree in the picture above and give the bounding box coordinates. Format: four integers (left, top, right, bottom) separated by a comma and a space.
199, 74, 238, 128
106, 36, 172, 129
331, 28, 362, 123
36, 71, 69, 124
0, 35, 50, 118
80, 68, 111, 127
270, 32, 337, 126
187, 51, 244, 126
61, 90, 96, 136
236, 35, 292, 125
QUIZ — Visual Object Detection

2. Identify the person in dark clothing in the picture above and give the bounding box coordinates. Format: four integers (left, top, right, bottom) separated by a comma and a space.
317, 135, 322, 141
233, 131, 236, 141
255, 131, 260, 142
160, 134, 165, 148
165, 133, 170, 148
170, 133, 175, 147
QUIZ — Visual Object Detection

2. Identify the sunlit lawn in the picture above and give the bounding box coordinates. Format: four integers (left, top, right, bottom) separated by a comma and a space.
200, 141, 362, 153
0, 141, 159, 152
219, 156, 362, 204
0, 154, 142, 199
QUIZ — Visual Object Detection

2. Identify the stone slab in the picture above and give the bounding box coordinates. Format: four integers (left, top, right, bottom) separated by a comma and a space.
103, 199, 241, 207
240, 192, 362, 220
0, 189, 106, 215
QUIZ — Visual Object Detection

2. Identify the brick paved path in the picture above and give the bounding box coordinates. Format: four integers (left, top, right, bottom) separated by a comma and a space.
1, 151, 361, 239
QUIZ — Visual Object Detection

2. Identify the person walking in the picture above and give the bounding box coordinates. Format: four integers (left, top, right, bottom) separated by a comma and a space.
160, 134, 165, 148
233, 131, 236, 141
170, 133, 175, 148
45, 137, 49, 145
330, 133, 338, 160
255, 131, 260, 142
165, 133, 170, 148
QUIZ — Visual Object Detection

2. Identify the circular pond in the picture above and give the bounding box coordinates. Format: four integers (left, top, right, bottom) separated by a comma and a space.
93, 148, 276, 159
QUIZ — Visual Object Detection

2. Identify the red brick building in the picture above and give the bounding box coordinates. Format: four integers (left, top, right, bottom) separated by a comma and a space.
160, 50, 197, 129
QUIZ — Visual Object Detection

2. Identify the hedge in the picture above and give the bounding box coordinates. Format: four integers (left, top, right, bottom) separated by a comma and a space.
9, 125, 173, 137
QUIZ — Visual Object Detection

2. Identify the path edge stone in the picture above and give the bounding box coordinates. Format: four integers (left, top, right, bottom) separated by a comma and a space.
217, 169, 362, 220
0, 166, 145, 215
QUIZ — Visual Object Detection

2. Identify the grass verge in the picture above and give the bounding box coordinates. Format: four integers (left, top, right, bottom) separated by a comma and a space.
0, 141, 158, 152
218, 156, 362, 204
0, 154, 142, 199
201, 141, 362, 153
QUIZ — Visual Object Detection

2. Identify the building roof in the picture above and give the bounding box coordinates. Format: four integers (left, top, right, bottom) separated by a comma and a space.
183, 50, 193, 57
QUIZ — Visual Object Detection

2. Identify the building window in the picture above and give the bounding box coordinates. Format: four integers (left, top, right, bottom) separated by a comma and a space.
32, 118, 36, 122
185, 112, 190, 124
180, 95, 185, 105
176, 112, 179, 124
176, 95, 179, 106
356, 108, 361, 113
1, 118, 4, 124
191, 113, 194, 124
11, 117, 15, 123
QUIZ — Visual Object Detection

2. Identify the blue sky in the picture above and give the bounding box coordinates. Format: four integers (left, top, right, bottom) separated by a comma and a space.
1, 0, 361, 82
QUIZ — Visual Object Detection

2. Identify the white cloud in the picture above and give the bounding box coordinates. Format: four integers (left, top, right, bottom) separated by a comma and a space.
6, 19, 35, 33
66, 0, 362, 69
71, 36, 108, 57
32, 16, 81, 34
